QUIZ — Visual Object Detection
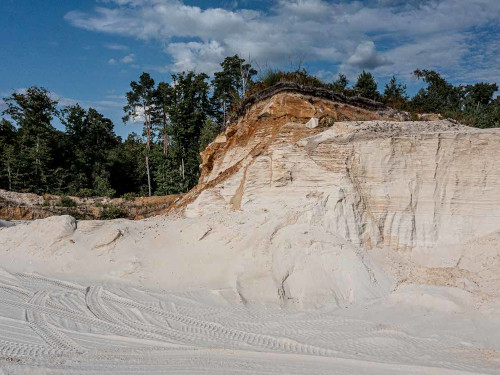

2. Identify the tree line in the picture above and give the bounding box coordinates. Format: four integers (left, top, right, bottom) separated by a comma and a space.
1, 55, 499, 197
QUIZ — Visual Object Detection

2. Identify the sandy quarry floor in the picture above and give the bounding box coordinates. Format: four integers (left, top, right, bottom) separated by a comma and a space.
0, 268, 499, 374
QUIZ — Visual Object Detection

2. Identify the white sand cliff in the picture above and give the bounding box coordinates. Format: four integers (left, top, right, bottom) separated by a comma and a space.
1, 91, 500, 374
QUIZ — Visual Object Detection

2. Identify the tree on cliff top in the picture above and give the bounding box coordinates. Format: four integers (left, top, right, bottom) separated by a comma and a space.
383, 75, 408, 109
332, 73, 349, 95
212, 55, 257, 126
411, 69, 462, 113
353, 71, 380, 100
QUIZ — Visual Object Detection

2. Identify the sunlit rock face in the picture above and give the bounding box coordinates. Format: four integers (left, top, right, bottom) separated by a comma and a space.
183, 91, 500, 302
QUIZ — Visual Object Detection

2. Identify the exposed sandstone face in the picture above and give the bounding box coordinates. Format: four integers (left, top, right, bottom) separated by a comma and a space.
198, 92, 394, 186
181, 91, 500, 303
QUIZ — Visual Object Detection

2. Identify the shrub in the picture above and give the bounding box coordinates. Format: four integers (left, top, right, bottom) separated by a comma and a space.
56, 196, 77, 207
121, 192, 137, 201
100, 206, 127, 220
76, 188, 94, 198
248, 68, 327, 96
42, 199, 50, 207
67, 209, 84, 220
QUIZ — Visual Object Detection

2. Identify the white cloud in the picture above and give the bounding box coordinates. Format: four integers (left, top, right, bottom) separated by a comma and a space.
120, 54, 135, 63
108, 58, 117, 65
167, 40, 225, 73
347, 41, 392, 70
65, 0, 500, 82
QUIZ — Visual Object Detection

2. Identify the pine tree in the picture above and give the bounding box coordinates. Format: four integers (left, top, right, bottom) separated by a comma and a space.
61, 105, 118, 195
411, 69, 462, 113
213, 55, 256, 126
152, 82, 173, 156
166, 71, 211, 193
123, 73, 156, 196
354, 71, 380, 100
2, 86, 59, 193
383, 76, 408, 109
332, 73, 349, 94
0, 119, 18, 191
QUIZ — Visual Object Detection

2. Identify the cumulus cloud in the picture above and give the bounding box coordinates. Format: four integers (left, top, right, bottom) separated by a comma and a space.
167, 40, 225, 74
65, 0, 500, 82
347, 41, 392, 69
108, 58, 117, 65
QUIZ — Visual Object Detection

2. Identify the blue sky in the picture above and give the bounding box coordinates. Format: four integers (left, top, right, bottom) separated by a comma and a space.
1, 0, 499, 137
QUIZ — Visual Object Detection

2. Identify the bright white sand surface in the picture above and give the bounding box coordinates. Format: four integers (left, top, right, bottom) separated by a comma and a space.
0, 269, 499, 374
1, 214, 499, 374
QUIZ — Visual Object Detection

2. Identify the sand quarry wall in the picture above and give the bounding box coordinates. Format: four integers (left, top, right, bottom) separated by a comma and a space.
183, 92, 500, 304
1, 91, 500, 308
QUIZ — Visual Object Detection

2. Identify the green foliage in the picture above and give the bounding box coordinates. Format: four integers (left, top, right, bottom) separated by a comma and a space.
332, 74, 349, 95
152, 81, 173, 156
199, 119, 222, 152
213, 55, 257, 125
100, 205, 127, 220
61, 104, 118, 196
0, 118, 18, 191
353, 71, 380, 100
250, 68, 325, 94
92, 171, 115, 198
121, 192, 137, 201
383, 76, 408, 109
1, 87, 60, 194
76, 188, 94, 198
411, 69, 462, 113
66, 208, 84, 220
56, 196, 77, 207
123, 72, 156, 197
410, 70, 500, 127
107, 133, 147, 197
463, 82, 498, 106
163, 71, 212, 194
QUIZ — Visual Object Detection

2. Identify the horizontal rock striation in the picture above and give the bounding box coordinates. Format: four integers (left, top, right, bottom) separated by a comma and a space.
182, 90, 500, 303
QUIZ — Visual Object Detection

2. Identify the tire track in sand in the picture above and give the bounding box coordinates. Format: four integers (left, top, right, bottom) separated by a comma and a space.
101, 288, 339, 356
26, 291, 86, 354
